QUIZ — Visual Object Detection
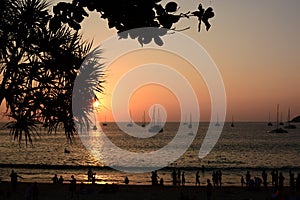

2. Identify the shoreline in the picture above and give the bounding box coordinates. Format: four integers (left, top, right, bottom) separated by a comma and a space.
1, 181, 300, 200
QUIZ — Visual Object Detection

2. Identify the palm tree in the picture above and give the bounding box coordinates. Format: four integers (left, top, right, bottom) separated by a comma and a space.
0, 0, 103, 144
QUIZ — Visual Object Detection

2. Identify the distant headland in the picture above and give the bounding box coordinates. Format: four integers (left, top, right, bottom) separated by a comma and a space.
291, 115, 300, 122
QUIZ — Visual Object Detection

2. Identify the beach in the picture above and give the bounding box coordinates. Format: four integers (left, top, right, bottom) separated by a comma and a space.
1, 181, 300, 200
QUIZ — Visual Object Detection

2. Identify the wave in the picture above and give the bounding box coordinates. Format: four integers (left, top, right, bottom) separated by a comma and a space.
1, 163, 299, 172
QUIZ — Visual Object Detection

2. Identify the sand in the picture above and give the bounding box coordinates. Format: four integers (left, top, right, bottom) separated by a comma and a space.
0, 181, 300, 200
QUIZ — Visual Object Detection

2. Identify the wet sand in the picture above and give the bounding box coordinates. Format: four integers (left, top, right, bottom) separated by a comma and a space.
0, 181, 299, 200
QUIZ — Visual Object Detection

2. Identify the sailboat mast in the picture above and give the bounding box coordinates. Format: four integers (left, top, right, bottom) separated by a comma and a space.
276, 104, 279, 129
288, 108, 291, 125
152, 107, 156, 126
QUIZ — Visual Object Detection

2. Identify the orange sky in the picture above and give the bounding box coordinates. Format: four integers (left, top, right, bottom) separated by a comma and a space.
1, 0, 300, 122
81, 1, 300, 122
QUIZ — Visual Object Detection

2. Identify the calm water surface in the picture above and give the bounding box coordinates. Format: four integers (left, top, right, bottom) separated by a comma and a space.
0, 122, 299, 186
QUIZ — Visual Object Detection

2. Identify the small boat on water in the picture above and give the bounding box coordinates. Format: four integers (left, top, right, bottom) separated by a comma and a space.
92, 125, 97, 130
269, 127, 288, 133
284, 108, 296, 129
102, 116, 107, 126
279, 112, 284, 125
231, 116, 235, 127
149, 107, 163, 133
188, 113, 192, 129
215, 113, 220, 126
269, 104, 288, 133
267, 112, 273, 126
127, 110, 133, 127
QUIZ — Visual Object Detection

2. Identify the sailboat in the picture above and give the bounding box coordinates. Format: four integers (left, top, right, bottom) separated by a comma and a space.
127, 110, 133, 127
183, 114, 188, 125
267, 112, 273, 126
141, 111, 146, 127
231, 116, 235, 127
279, 112, 284, 125
215, 113, 220, 126
93, 114, 97, 130
188, 113, 192, 129
102, 116, 107, 126
284, 108, 296, 129
149, 107, 163, 133
269, 104, 288, 133
92, 124, 97, 130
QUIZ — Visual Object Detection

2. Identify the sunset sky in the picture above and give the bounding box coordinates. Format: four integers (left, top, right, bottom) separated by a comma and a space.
1, 0, 300, 122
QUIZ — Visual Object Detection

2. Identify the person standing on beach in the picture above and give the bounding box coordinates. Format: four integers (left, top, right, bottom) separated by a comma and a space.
58, 175, 64, 184
69, 175, 77, 198
296, 173, 300, 191
206, 179, 213, 200
278, 172, 285, 191
181, 172, 185, 186
274, 170, 279, 190
245, 171, 251, 186
289, 170, 295, 190
262, 170, 268, 189
172, 169, 177, 186
10, 170, 24, 191
217, 170, 222, 187
52, 174, 58, 184
195, 171, 200, 186
124, 176, 129, 184
241, 176, 245, 187
177, 169, 181, 186
87, 168, 94, 182
271, 169, 275, 186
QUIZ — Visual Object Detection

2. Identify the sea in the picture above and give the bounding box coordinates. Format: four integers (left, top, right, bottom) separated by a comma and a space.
0, 122, 299, 186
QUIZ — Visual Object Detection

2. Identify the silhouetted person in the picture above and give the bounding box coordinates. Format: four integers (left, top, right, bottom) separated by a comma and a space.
241, 176, 245, 187
296, 173, 300, 191
10, 170, 23, 191
274, 170, 279, 190
151, 171, 159, 185
69, 175, 77, 198
254, 177, 262, 188
212, 170, 218, 187
124, 176, 129, 184
58, 175, 64, 184
278, 172, 285, 191
92, 173, 96, 184
289, 170, 295, 190
172, 169, 177, 186
52, 174, 58, 184
195, 171, 200, 186
206, 179, 213, 200
181, 172, 185, 186
248, 178, 254, 191
262, 170, 268, 188
217, 170, 222, 187
177, 169, 181, 186
245, 171, 251, 186
271, 169, 275, 186
87, 168, 93, 182
160, 178, 164, 186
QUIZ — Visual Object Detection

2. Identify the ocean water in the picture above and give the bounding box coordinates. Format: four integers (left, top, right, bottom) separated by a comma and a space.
0, 122, 299, 186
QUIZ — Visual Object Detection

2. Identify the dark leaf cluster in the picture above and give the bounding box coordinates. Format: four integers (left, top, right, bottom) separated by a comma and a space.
50, 0, 215, 45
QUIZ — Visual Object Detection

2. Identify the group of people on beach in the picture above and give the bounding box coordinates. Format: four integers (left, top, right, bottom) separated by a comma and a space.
51, 174, 64, 184
240, 169, 300, 192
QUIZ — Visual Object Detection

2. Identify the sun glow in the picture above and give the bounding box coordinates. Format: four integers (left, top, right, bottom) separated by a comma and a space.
93, 100, 100, 108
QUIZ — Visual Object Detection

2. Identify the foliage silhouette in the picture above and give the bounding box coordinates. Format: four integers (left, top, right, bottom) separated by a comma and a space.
50, 0, 215, 45
1, 0, 214, 144
0, 0, 104, 144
